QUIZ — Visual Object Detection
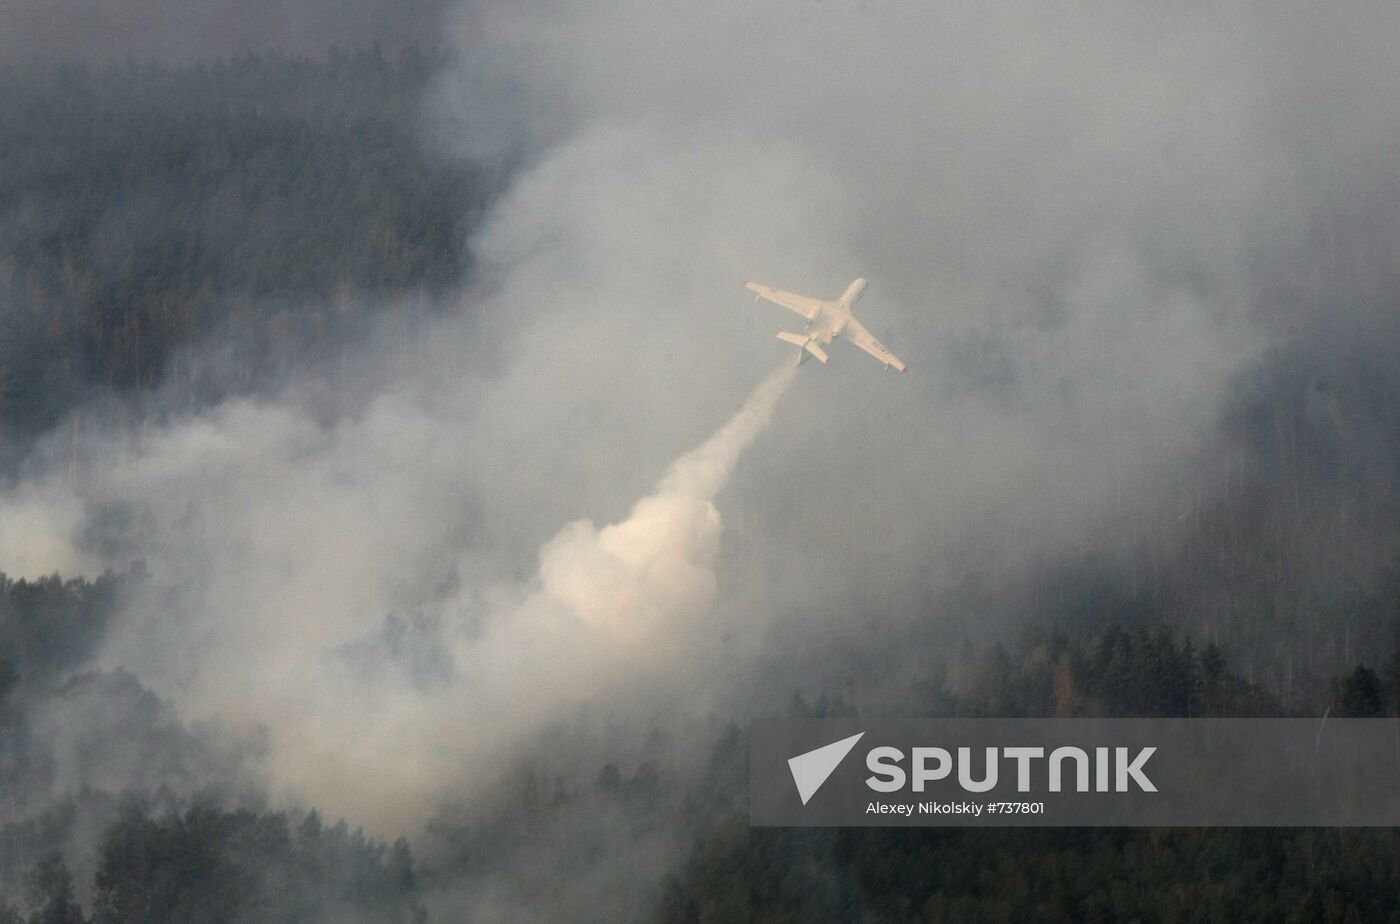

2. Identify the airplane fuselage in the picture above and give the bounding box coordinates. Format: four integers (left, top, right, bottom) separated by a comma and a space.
805, 277, 866, 344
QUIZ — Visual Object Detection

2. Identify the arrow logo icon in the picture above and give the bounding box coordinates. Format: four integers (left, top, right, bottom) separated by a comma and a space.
787, 732, 865, 805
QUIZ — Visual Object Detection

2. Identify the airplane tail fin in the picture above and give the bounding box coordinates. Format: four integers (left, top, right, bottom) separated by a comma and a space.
777, 331, 828, 366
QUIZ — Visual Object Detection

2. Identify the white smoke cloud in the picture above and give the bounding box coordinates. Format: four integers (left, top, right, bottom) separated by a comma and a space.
540, 364, 794, 641
0, 483, 95, 578
0, 341, 795, 833
257, 363, 795, 827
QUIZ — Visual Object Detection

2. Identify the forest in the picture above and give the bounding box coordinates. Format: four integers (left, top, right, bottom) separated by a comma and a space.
0, 46, 480, 454
660, 623, 1400, 924
4, 33, 1400, 924
0, 48, 466, 922
5, 573, 1400, 921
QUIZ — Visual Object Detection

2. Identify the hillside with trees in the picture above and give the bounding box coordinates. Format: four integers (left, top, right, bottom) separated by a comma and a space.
657, 623, 1400, 924
0, 47, 481, 451
5, 35, 1400, 924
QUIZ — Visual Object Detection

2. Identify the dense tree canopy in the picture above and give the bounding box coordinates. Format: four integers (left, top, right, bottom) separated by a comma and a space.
658, 623, 1400, 924
0, 47, 482, 447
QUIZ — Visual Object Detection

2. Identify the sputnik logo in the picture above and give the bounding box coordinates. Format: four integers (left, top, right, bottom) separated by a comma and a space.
788, 732, 865, 805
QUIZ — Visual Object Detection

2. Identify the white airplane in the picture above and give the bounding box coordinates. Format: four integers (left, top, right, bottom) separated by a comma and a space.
745, 277, 907, 372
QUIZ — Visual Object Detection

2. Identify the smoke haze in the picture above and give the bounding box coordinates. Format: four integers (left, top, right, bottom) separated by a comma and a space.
5, 0, 1400, 918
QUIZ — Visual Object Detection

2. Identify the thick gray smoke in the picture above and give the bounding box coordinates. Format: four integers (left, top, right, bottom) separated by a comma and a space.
0, 349, 796, 834
4, 0, 1400, 917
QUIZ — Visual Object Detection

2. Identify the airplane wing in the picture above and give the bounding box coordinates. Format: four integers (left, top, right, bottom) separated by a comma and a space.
842, 317, 907, 372
744, 281, 824, 321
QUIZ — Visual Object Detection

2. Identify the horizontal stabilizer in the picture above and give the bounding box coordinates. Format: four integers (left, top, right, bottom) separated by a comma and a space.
776, 331, 827, 364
